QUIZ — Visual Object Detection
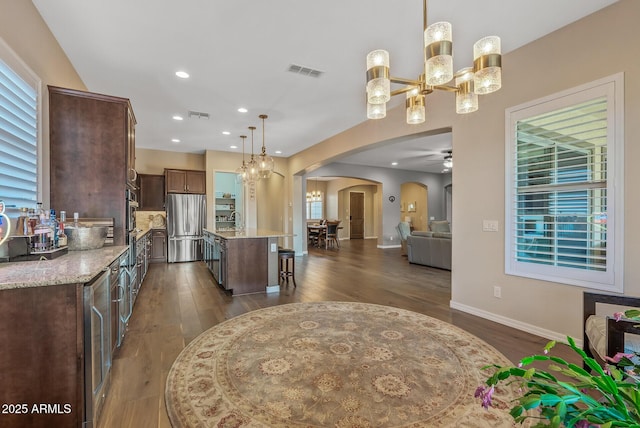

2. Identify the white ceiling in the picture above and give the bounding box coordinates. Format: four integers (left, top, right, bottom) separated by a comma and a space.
33, 0, 617, 173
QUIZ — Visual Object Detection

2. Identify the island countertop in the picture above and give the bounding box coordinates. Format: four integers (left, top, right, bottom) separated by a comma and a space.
204, 228, 293, 240
0, 245, 129, 291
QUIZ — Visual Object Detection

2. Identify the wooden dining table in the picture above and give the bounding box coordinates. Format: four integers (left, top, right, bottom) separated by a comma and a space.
307, 224, 326, 247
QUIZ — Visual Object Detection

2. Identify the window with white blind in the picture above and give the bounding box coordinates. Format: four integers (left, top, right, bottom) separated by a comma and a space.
505, 73, 624, 292
0, 39, 40, 214
306, 200, 323, 220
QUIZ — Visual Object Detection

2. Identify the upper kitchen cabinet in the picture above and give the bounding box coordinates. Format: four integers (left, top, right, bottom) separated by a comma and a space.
48, 86, 137, 245
137, 174, 165, 210
165, 169, 206, 194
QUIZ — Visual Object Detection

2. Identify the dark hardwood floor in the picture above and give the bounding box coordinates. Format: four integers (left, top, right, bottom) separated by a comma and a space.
98, 238, 580, 428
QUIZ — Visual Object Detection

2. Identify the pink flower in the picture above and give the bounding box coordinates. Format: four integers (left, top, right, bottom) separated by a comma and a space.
614, 312, 624, 321
475, 385, 495, 409
604, 352, 634, 363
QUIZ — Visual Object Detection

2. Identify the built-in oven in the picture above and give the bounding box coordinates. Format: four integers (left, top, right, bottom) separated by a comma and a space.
126, 188, 138, 233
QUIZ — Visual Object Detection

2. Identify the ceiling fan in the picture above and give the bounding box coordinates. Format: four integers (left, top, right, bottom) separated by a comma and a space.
414, 149, 453, 165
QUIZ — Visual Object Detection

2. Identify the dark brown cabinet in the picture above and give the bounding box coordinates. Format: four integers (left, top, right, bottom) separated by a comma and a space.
137, 174, 165, 210
151, 229, 167, 263
165, 168, 206, 194
49, 86, 136, 246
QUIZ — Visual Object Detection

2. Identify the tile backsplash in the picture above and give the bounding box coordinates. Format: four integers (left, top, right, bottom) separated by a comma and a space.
137, 211, 166, 230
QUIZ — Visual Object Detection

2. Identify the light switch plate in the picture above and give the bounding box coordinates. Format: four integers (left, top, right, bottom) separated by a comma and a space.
482, 220, 499, 232
270, 243, 277, 252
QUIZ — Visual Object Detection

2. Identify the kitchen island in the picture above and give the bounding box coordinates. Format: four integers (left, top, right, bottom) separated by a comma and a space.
203, 228, 292, 295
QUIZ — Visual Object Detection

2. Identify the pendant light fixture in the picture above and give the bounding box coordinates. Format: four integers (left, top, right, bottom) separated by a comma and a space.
235, 135, 248, 184
246, 126, 260, 183
366, 0, 501, 124
257, 114, 275, 179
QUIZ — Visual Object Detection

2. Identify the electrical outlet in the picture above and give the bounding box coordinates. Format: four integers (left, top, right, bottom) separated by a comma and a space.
270, 243, 277, 252
493, 286, 502, 298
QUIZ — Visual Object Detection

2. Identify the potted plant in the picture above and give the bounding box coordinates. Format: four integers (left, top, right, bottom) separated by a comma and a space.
477, 310, 640, 427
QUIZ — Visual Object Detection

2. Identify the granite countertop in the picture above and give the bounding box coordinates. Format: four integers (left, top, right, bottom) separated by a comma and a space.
204, 228, 293, 239
0, 245, 129, 291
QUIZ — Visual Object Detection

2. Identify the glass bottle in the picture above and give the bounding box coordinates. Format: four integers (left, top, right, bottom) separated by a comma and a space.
58, 210, 67, 247
28, 208, 38, 235
50, 209, 59, 248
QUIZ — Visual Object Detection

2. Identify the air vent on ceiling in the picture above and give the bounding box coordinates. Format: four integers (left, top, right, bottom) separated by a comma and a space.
188, 110, 210, 119
287, 64, 324, 78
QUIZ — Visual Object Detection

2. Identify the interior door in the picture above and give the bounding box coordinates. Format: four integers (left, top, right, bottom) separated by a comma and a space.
349, 192, 364, 239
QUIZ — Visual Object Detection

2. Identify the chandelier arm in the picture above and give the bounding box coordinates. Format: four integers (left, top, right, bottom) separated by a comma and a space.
433, 85, 459, 93
390, 76, 422, 86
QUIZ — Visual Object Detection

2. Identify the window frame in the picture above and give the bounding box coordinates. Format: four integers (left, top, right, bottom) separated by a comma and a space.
504, 73, 624, 292
306, 199, 323, 221
0, 37, 43, 215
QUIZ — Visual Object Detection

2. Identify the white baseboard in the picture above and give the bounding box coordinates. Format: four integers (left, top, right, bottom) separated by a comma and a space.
266, 285, 280, 294
449, 300, 581, 347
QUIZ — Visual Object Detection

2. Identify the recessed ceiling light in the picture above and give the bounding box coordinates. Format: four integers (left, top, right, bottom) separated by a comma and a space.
222, 131, 231, 135
230, 145, 238, 149
391, 162, 398, 166
275, 150, 282, 154
172, 115, 183, 121
171, 138, 181, 143
237, 107, 248, 113
175, 71, 189, 79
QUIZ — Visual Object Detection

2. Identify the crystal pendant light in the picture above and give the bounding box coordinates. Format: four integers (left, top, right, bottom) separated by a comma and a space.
366, 50, 390, 105
367, 101, 386, 120
424, 21, 453, 86
257, 114, 274, 179
235, 135, 248, 184
246, 126, 260, 183
473, 36, 502, 94
455, 67, 478, 114
406, 87, 425, 125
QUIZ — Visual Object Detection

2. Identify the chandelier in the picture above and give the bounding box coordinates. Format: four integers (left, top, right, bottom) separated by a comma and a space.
306, 177, 322, 202
366, 0, 502, 124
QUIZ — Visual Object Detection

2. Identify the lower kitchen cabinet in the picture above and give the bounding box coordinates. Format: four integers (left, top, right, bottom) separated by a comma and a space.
0, 248, 136, 428
151, 229, 167, 263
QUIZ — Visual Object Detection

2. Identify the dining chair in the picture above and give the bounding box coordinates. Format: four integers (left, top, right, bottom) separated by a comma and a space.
325, 220, 341, 249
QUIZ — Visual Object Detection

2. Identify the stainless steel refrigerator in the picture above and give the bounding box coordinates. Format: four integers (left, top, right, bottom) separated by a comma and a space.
167, 193, 207, 262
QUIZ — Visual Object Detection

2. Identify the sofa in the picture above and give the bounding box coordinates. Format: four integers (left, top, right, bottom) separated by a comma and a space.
406, 221, 451, 270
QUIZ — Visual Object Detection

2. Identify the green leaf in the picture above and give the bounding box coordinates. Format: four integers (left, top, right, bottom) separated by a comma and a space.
624, 309, 640, 318
510, 405, 524, 418
540, 394, 562, 406
522, 395, 542, 410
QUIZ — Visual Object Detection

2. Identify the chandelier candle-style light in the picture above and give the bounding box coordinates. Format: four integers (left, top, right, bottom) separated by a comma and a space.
366, 0, 502, 124
257, 114, 275, 179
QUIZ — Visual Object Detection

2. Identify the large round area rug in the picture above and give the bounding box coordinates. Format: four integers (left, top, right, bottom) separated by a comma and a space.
165, 302, 517, 427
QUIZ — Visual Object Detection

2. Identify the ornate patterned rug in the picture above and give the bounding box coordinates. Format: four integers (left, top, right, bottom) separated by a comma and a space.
165, 302, 518, 427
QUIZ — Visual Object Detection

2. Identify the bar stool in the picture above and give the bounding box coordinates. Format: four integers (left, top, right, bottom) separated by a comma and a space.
278, 248, 296, 286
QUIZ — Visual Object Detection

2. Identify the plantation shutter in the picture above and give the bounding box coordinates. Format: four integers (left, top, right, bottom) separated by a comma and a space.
0, 57, 38, 209
512, 97, 608, 272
